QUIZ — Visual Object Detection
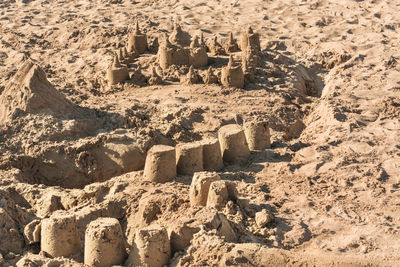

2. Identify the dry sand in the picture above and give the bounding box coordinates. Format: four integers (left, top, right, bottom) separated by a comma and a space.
0, 0, 399, 266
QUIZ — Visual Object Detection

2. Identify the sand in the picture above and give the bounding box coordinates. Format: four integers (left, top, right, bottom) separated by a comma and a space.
0, 0, 399, 266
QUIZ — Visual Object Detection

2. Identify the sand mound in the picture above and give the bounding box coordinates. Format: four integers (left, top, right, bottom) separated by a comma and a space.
0, 60, 79, 124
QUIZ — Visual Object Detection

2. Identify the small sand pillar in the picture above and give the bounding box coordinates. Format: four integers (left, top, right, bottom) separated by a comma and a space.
218, 124, 250, 164
176, 142, 203, 175
127, 225, 171, 267
221, 55, 244, 88
144, 145, 176, 183
244, 121, 271, 150
190, 172, 221, 206
128, 21, 147, 54
107, 55, 130, 86
41, 212, 81, 258
207, 180, 229, 209
84, 218, 127, 267
201, 138, 224, 171
241, 26, 260, 52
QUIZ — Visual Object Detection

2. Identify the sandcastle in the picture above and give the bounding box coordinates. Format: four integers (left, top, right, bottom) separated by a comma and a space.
127, 224, 171, 267
240, 26, 260, 52
176, 142, 204, 175
203, 66, 219, 84
218, 124, 250, 164
190, 172, 221, 206
209, 35, 226, 56
84, 217, 127, 267
128, 21, 148, 54
107, 55, 130, 86
201, 138, 224, 171
221, 55, 244, 88
244, 120, 271, 150
144, 145, 176, 183
158, 26, 208, 70
40, 212, 81, 258
225, 32, 240, 53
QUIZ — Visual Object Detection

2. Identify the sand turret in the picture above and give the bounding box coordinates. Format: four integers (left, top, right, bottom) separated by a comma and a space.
218, 124, 250, 164
107, 54, 130, 86
241, 26, 260, 52
225, 32, 240, 53
169, 23, 191, 47
189, 37, 208, 67
148, 67, 163, 85
128, 21, 148, 54
183, 66, 201, 85
209, 35, 226, 56
203, 66, 219, 84
244, 120, 271, 150
221, 55, 244, 88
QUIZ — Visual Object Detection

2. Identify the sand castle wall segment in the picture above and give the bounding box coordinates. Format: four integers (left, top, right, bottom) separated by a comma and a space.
144, 145, 176, 183
201, 138, 224, 171
40, 212, 81, 258
84, 218, 127, 267
190, 172, 221, 206
244, 121, 271, 150
127, 224, 171, 267
176, 142, 204, 175
218, 124, 250, 164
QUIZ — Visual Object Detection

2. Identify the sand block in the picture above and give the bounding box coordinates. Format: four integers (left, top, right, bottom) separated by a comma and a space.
190, 172, 221, 206
221, 56, 244, 88
201, 138, 224, 171
107, 56, 129, 86
41, 212, 81, 257
127, 21, 147, 54
218, 124, 250, 164
176, 142, 203, 175
241, 27, 260, 52
244, 121, 271, 150
84, 218, 127, 267
127, 225, 171, 267
144, 145, 176, 183
206, 180, 230, 209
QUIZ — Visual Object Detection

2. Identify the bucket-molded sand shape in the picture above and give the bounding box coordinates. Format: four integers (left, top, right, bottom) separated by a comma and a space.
41, 212, 81, 258
127, 224, 171, 267
190, 172, 221, 206
84, 217, 127, 267
176, 142, 203, 175
244, 121, 271, 150
144, 145, 176, 183
201, 138, 224, 171
218, 124, 250, 164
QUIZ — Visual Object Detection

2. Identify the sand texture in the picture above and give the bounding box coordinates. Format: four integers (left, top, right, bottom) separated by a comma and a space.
0, 0, 399, 266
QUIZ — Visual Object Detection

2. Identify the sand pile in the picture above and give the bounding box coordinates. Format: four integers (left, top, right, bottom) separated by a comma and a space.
0, 60, 79, 124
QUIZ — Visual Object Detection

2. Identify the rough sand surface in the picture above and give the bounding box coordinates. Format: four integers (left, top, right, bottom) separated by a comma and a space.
0, 0, 399, 266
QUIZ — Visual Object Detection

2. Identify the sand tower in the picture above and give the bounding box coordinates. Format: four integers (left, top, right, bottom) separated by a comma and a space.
144, 145, 176, 183
41, 212, 81, 258
84, 218, 127, 267
176, 142, 204, 175
107, 55, 130, 86
225, 32, 240, 53
209, 35, 226, 56
183, 66, 201, 85
169, 23, 191, 47
244, 120, 271, 150
218, 124, 250, 164
128, 21, 148, 54
148, 67, 163, 85
190, 172, 221, 206
221, 55, 244, 88
127, 225, 171, 267
241, 26, 260, 52
201, 138, 224, 171
203, 66, 219, 84
189, 35, 208, 67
